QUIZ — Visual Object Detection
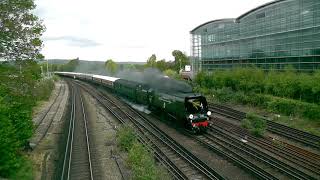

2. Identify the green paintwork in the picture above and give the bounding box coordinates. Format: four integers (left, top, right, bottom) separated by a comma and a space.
114, 78, 207, 126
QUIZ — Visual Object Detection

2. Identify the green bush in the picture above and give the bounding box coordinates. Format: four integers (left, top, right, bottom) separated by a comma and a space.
198, 85, 320, 121
116, 126, 171, 180
267, 96, 320, 121
34, 78, 55, 101
242, 113, 267, 137
128, 143, 158, 179
0, 61, 44, 178
52, 75, 60, 81
195, 68, 320, 104
116, 125, 137, 151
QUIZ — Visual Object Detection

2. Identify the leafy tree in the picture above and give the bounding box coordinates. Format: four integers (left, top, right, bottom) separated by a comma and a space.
60, 58, 80, 72
105, 59, 118, 75
126, 64, 137, 70
0, 61, 44, 178
145, 54, 157, 68
156, 59, 167, 71
0, 0, 45, 61
172, 50, 189, 72
134, 64, 145, 71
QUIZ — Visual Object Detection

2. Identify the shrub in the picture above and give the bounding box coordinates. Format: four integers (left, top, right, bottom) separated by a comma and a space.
128, 142, 158, 179
116, 126, 171, 180
52, 75, 60, 81
116, 125, 137, 151
0, 61, 44, 178
33, 78, 55, 101
211, 87, 234, 103
241, 113, 267, 137
195, 68, 320, 104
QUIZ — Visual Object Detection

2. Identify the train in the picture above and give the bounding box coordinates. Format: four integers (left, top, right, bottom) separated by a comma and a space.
55, 72, 211, 133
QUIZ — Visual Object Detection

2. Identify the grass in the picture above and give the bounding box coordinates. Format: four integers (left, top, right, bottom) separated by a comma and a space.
271, 115, 320, 136
116, 125, 171, 180
241, 113, 267, 137
9, 156, 34, 180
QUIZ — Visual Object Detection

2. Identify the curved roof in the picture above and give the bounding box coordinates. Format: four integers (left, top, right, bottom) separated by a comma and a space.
190, 18, 235, 33
92, 74, 120, 82
236, 0, 287, 22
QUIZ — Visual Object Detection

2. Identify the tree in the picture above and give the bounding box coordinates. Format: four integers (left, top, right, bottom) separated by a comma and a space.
145, 54, 157, 68
61, 58, 80, 72
156, 59, 167, 71
172, 50, 189, 72
0, 0, 45, 61
105, 59, 118, 75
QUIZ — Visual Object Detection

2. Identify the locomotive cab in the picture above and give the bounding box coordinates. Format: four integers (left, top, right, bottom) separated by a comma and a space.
185, 95, 210, 133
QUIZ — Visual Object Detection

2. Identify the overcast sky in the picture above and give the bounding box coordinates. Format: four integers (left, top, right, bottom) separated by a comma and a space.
34, 0, 271, 62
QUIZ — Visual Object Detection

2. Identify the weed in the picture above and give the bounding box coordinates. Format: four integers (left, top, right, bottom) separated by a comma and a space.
242, 113, 267, 137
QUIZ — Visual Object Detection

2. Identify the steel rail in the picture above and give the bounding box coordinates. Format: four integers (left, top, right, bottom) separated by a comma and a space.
61, 83, 75, 180
79, 90, 94, 180
30, 83, 66, 148
197, 133, 277, 180
74, 80, 224, 180
34, 83, 64, 127
209, 125, 317, 179
212, 116, 320, 171
73, 81, 189, 180
60, 82, 94, 180
209, 104, 320, 161
209, 103, 320, 149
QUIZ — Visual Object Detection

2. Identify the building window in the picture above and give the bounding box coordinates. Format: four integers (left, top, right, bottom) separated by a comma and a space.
256, 12, 266, 19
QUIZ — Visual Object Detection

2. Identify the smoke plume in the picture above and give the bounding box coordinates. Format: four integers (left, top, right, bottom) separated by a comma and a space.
116, 68, 192, 93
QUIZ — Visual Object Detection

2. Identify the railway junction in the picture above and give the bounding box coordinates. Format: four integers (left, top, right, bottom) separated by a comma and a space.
28, 74, 320, 180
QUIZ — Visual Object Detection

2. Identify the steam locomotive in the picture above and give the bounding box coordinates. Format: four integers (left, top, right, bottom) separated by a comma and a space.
56, 72, 211, 133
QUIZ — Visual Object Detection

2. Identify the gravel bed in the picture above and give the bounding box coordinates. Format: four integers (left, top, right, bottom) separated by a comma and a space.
82, 89, 127, 180
29, 80, 69, 180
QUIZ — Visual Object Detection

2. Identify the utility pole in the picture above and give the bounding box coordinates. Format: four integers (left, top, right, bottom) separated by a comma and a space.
46, 59, 49, 77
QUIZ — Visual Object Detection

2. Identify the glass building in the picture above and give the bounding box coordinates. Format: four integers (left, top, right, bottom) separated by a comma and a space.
190, 0, 320, 72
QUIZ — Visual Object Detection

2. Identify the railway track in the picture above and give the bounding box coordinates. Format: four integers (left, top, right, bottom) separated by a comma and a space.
30, 82, 66, 147
209, 103, 320, 149
212, 119, 320, 179
75, 80, 225, 180
33, 82, 63, 127
209, 103, 320, 171
60, 83, 94, 180
192, 133, 277, 180
211, 117, 319, 179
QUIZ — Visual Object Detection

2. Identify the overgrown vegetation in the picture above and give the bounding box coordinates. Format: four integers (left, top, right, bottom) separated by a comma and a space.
194, 67, 320, 135
116, 126, 171, 180
34, 78, 55, 101
241, 113, 267, 137
0, 0, 47, 177
195, 67, 320, 104
0, 61, 56, 178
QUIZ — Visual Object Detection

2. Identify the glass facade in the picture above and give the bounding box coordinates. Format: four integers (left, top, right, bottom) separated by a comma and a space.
191, 0, 320, 72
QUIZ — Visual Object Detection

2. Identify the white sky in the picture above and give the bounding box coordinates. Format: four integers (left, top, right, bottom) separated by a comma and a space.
34, 0, 271, 62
